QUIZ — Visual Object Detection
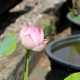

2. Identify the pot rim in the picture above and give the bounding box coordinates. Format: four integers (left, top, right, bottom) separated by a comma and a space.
67, 11, 80, 26
46, 35, 80, 70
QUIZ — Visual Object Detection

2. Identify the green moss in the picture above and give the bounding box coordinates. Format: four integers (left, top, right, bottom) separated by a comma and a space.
35, 14, 56, 39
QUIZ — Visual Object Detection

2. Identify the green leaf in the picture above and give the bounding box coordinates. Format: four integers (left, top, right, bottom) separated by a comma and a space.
64, 72, 80, 80
67, 6, 74, 18
0, 33, 17, 55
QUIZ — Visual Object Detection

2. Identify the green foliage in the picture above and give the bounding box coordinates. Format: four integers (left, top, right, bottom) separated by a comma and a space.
73, 14, 80, 21
64, 72, 80, 80
68, 0, 80, 21
72, 0, 75, 10
43, 20, 56, 39
72, 44, 80, 54
69, 44, 80, 63
43, 20, 48, 38
68, 6, 74, 18
52, 20, 56, 35
0, 33, 17, 55
72, 0, 75, 17
68, 0, 75, 18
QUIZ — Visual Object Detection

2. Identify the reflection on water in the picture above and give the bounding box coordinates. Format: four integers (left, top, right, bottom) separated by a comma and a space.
53, 43, 80, 65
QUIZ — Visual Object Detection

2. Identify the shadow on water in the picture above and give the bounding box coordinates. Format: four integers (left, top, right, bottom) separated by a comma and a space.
0, 5, 34, 35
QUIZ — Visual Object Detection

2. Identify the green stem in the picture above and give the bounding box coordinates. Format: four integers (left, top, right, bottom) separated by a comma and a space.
24, 49, 30, 80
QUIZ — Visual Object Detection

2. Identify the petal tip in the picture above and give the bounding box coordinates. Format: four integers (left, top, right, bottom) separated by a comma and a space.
43, 39, 50, 44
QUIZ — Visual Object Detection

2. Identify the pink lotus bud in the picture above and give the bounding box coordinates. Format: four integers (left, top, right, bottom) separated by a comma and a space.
20, 24, 49, 51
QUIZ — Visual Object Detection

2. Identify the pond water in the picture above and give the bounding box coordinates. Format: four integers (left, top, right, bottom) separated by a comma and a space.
52, 43, 80, 66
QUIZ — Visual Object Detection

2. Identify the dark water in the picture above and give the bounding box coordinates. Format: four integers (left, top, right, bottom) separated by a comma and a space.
52, 43, 80, 65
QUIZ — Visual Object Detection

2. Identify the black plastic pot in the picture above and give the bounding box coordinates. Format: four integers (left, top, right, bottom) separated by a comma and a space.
0, 0, 22, 15
46, 35, 80, 80
67, 11, 80, 35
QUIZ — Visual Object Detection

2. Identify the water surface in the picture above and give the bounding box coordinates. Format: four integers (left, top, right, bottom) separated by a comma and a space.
52, 43, 80, 65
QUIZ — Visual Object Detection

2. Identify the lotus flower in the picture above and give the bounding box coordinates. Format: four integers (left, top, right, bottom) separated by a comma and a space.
20, 24, 49, 51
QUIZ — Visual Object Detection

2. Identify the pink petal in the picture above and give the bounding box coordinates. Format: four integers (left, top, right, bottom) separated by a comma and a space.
20, 24, 29, 38
21, 34, 35, 49
43, 39, 49, 44
30, 27, 41, 46
32, 44, 46, 52
38, 28, 44, 43
24, 26, 33, 35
